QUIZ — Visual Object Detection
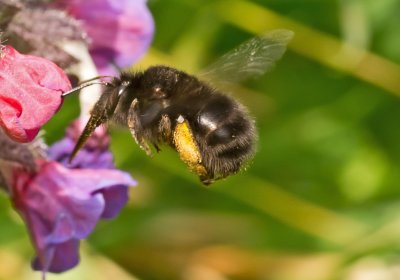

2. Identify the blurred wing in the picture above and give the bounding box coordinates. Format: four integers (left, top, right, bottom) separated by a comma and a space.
200, 29, 294, 83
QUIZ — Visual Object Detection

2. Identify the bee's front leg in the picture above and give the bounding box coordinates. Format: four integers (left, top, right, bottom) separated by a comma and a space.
127, 98, 152, 156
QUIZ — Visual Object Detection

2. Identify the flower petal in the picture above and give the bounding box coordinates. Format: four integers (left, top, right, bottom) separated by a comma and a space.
48, 120, 115, 169
55, 0, 154, 75
32, 239, 80, 273
0, 46, 71, 142
11, 160, 136, 273
97, 185, 129, 219
49, 137, 115, 169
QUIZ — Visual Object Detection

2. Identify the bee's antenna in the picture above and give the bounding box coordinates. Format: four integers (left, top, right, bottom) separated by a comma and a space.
61, 81, 110, 97
78, 75, 114, 85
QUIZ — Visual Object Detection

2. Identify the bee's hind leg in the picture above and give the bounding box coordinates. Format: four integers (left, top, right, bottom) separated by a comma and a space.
127, 98, 153, 156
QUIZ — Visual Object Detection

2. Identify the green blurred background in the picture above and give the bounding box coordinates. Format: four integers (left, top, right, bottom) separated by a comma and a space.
2, 0, 400, 279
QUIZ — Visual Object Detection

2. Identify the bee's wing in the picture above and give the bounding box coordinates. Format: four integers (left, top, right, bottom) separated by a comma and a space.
200, 29, 294, 83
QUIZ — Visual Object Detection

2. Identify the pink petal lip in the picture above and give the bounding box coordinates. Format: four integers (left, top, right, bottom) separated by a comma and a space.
0, 45, 71, 142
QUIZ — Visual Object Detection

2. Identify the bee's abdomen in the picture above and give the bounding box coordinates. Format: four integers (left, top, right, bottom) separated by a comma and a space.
194, 93, 256, 180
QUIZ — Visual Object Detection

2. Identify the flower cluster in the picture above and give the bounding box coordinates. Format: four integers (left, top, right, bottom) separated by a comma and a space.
0, 0, 154, 276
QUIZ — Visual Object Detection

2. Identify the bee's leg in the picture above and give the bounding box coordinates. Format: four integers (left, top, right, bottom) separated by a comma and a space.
153, 143, 161, 153
158, 114, 172, 144
127, 99, 153, 156
151, 114, 172, 153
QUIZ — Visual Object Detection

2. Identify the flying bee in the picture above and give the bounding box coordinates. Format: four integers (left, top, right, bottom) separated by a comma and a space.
62, 29, 294, 185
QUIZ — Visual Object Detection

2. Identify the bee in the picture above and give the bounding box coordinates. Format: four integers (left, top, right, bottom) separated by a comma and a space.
62, 29, 293, 185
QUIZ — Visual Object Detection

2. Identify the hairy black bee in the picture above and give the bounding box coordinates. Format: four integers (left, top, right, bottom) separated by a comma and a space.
70, 66, 256, 184
63, 29, 293, 185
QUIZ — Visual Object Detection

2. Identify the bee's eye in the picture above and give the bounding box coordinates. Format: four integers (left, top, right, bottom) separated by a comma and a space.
118, 81, 130, 96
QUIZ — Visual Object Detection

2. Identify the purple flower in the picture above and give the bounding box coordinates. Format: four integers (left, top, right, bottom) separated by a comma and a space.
54, 0, 154, 75
49, 120, 114, 169
48, 120, 137, 220
11, 160, 136, 273
2, 119, 137, 275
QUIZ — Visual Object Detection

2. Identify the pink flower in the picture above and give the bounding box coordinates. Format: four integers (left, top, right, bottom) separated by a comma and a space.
54, 0, 154, 75
0, 45, 71, 143
10, 160, 136, 273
